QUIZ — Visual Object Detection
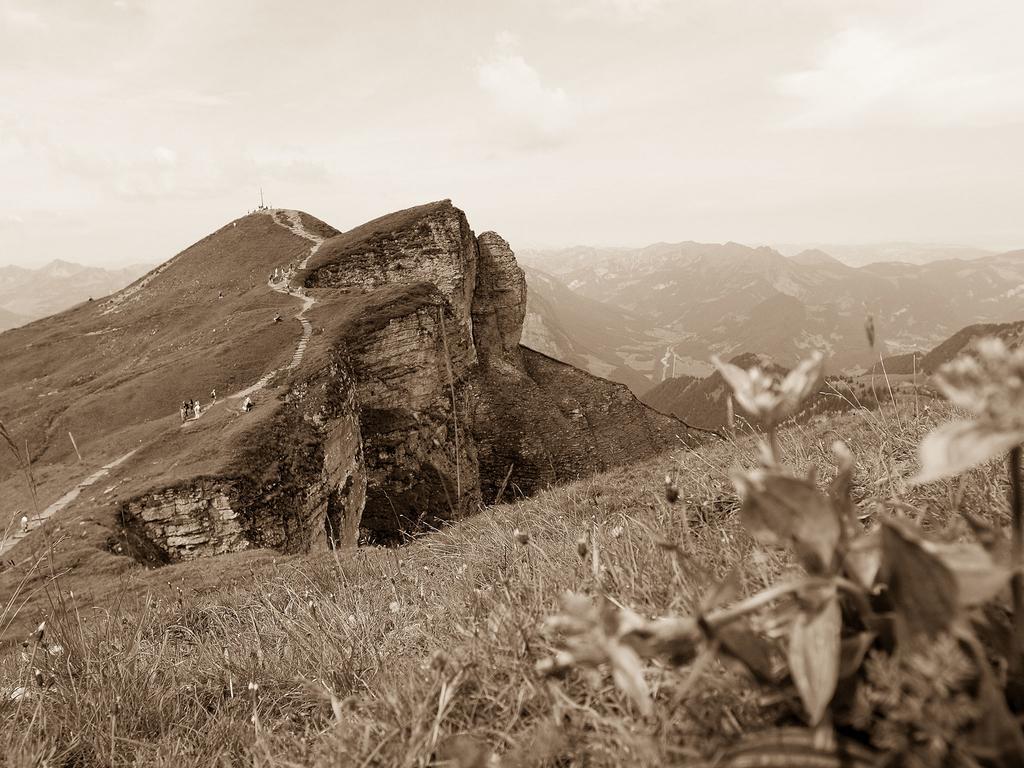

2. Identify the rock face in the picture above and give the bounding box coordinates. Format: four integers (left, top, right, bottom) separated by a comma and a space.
343, 291, 480, 540
124, 482, 245, 560
122, 200, 685, 558
472, 232, 527, 360
124, 354, 367, 559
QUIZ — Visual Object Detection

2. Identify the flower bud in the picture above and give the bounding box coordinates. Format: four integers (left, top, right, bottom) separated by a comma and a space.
664, 475, 680, 504
575, 535, 589, 559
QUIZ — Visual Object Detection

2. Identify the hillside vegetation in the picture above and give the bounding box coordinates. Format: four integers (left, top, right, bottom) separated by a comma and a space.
4, 376, 1020, 765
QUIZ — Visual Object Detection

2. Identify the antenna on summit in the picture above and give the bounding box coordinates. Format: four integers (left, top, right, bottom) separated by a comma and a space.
259, 187, 265, 211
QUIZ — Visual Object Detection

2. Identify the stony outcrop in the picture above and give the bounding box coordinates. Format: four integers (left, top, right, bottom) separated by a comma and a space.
306, 202, 480, 346
123, 482, 246, 560
123, 353, 367, 560
121, 199, 685, 559
471, 232, 527, 360
342, 290, 480, 541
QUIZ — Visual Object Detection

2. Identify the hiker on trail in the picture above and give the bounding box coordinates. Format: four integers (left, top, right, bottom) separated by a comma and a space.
274, 313, 282, 323
180, 401, 188, 423
193, 400, 202, 418
210, 388, 217, 403
243, 396, 254, 413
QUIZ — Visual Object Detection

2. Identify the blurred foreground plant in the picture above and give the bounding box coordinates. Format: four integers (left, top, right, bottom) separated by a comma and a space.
538, 342, 1024, 766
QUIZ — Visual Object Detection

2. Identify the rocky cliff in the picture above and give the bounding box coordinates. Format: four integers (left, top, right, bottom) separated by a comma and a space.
113, 200, 686, 556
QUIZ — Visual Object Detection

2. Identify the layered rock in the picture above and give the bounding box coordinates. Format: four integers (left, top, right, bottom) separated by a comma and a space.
306, 201, 480, 346
123, 482, 245, 560
122, 199, 684, 558
342, 289, 480, 541
471, 232, 527, 361
123, 353, 367, 560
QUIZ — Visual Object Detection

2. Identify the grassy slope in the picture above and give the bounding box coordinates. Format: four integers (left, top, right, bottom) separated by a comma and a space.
304, 200, 452, 275
2, 397, 1012, 766
0, 213, 317, 533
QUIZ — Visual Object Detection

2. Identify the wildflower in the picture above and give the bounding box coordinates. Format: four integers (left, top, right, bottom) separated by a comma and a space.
538, 592, 702, 716
712, 352, 824, 428
430, 649, 452, 674
610, 525, 624, 539
513, 528, 529, 546
9, 686, 29, 701
538, 593, 654, 715
664, 474, 679, 504
20, 515, 29, 533
34, 622, 45, 643
348, 614, 357, 625
915, 337, 1024, 482
576, 535, 589, 560
389, 600, 400, 614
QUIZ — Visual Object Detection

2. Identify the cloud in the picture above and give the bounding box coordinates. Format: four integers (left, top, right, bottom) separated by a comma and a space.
557, 0, 665, 21
776, 6, 1024, 128
153, 146, 177, 166
477, 39, 574, 147
2, 7, 46, 30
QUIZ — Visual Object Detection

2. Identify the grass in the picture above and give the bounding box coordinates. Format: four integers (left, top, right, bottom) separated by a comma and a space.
303, 200, 456, 277
2, 395, 1011, 766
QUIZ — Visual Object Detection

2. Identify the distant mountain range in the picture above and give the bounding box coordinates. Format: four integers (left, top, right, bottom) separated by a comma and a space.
520, 242, 1024, 394
640, 319, 1024, 431
772, 242, 995, 267
0, 259, 153, 330
520, 266, 660, 393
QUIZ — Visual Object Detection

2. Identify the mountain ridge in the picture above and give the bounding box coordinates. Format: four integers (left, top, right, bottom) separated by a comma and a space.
0, 201, 685, 565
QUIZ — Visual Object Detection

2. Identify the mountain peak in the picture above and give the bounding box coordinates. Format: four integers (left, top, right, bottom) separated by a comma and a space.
790, 248, 845, 267
1, 200, 679, 568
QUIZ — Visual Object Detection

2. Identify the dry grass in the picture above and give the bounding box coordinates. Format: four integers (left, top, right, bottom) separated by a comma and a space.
0, 397, 1013, 766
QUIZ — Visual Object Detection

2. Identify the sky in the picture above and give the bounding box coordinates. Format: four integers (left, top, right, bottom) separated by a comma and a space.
1, 0, 1023, 268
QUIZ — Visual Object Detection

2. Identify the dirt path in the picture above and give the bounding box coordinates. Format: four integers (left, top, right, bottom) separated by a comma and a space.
1, 210, 327, 554
229, 210, 324, 400
0, 450, 138, 556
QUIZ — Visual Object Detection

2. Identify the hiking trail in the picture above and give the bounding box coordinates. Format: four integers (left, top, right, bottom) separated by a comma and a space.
0, 450, 137, 556
2, 210, 326, 555
228, 209, 323, 401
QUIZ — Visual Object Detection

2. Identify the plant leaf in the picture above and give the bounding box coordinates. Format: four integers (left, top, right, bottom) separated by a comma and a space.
844, 529, 881, 588
712, 356, 762, 419
606, 641, 652, 716
880, 519, 959, 645
735, 469, 841, 574
626, 616, 702, 666
718, 623, 777, 683
923, 541, 1013, 607
967, 653, 1024, 767
913, 420, 1024, 484
777, 352, 825, 420
838, 632, 875, 679
828, 441, 857, 536
787, 589, 841, 725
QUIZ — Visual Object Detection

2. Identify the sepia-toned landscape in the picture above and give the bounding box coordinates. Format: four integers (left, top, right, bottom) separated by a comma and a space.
3, 2, 1024, 766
